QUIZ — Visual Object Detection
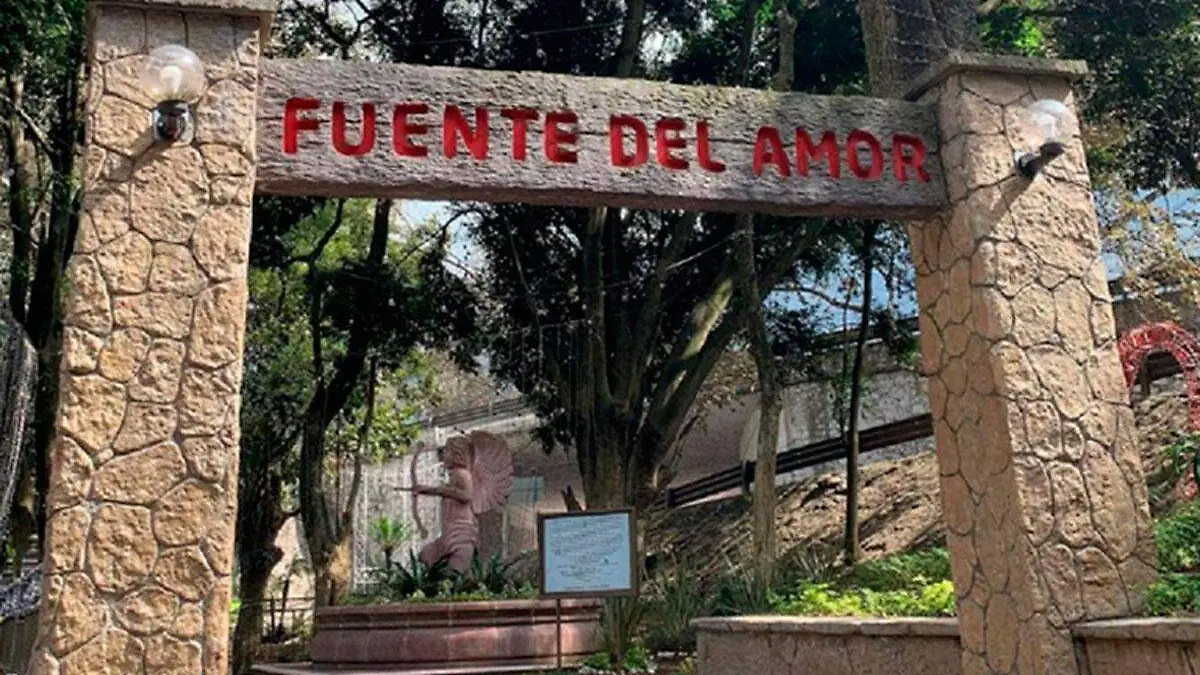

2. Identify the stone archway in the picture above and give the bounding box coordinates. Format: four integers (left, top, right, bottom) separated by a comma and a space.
1119, 321, 1200, 500
1118, 321, 1200, 430
37, 2, 1157, 672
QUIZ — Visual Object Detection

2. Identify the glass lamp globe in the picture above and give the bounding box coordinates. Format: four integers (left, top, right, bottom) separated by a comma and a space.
1016, 99, 1076, 179
1027, 99, 1075, 147
139, 45, 206, 103
139, 45, 205, 143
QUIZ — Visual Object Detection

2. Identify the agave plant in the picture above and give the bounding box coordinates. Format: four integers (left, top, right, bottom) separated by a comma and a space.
370, 516, 412, 569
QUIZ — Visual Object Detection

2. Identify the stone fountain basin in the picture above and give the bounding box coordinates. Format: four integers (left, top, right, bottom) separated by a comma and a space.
308, 599, 603, 672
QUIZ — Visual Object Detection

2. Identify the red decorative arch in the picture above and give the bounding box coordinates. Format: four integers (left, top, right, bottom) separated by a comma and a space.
1118, 322, 1200, 501
1118, 322, 1200, 429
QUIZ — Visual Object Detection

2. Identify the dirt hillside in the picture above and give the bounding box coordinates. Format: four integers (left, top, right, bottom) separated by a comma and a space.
646, 379, 1192, 581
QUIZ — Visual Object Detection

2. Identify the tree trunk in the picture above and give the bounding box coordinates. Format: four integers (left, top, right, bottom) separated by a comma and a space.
0, 329, 35, 545
613, 0, 647, 77
732, 3, 794, 590
232, 449, 286, 675
843, 224, 878, 567
580, 434, 628, 511
300, 200, 390, 608
26, 42, 82, 546
735, 0, 764, 85
230, 541, 282, 675
857, 0, 980, 97
733, 215, 782, 587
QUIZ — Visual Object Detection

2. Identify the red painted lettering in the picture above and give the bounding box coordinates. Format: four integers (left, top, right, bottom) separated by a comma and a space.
655, 118, 689, 170
753, 127, 791, 177
697, 122, 726, 173
610, 115, 650, 167
892, 134, 931, 183
546, 111, 579, 164
332, 102, 376, 157
796, 130, 840, 178
846, 130, 884, 180
443, 106, 489, 160
501, 108, 539, 161
283, 97, 320, 155
393, 103, 430, 157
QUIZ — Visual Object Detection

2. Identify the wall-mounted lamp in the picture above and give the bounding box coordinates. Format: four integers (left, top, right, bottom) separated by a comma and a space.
1015, 99, 1076, 179
140, 45, 206, 144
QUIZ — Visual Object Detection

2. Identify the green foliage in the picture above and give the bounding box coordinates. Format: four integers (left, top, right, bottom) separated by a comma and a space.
1134, 502, 1200, 616
1145, 574, 1200, 617
981, 3, 1048, 57
773, 580, 955, 618
842, 548, 952, 593
1149, 435, 1200, 513
644, 566, 708, 653
1156, 501, 1200, 575
582, 643, 654, 673
369, 516, 411, 567
601, 596, 649, 668
351, 551, 536, 604
709, 566, 772, 617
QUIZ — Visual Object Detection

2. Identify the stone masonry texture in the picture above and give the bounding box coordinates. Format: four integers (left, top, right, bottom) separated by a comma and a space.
30, 1, 267, 673
908, 64, 1157, 675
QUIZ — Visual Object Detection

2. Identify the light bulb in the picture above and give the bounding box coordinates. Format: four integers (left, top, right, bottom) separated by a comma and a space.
1015, 99, 1077, 179
139, 44, 205, 103
1026, 99, 1075, 146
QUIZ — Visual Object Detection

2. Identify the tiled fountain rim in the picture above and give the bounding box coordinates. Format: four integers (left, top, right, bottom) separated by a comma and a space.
317, 598, 603, 617
692, 616, 960, 638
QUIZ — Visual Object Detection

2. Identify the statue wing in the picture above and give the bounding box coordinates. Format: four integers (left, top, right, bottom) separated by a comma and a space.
467, 431, 514, 515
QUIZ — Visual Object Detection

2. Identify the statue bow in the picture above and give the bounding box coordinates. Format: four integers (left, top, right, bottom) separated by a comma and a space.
410, 444, 435, 540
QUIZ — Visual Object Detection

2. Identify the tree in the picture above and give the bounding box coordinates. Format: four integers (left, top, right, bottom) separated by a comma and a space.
842, 221, 878, 566
231, 198, 473, 669
291, 199, 476, 608
728, 2, 800, 590
857, 0, 979, 97
465, 0, 865, 513
0, 0, 85, 560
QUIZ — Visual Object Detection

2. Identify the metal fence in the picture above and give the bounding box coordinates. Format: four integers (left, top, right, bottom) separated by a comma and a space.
242, 596, 316, 641
1, 613, 36, 675
665, 351, 1186, 509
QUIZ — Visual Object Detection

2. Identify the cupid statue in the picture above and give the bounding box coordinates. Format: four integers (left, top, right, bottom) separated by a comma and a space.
406, 431, 514, 572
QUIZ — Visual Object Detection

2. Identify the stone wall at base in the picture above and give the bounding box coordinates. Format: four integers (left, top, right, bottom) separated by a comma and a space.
1074, 619, 1200, 675
694, 617, 964, 675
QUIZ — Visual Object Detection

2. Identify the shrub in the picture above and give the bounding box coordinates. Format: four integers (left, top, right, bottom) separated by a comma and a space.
709, 566, 772, 617
841, 547, 952, 593
349, 551, 535, 604
1149, 435, 1200, 512
772, 580, 955, 618
601, 596, 648, 668
1146, 574, 1200, 616
582, 642, 654, 673
644, 566, 709, 653
1157, 501, 1200, 574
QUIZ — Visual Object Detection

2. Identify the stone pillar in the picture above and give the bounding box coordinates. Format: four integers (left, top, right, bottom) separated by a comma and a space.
905, 54, 1158, 675
32, 0, 272, 673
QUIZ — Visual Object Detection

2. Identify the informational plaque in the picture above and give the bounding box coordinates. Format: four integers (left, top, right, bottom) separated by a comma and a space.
538, 510, 637, 598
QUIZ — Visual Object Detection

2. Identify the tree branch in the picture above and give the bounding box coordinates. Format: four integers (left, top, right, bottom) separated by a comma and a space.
618, 214, 695, 411
286, 198, 347, 266
0, 91, 52, 157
